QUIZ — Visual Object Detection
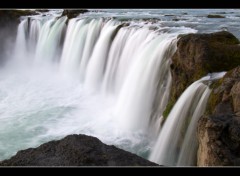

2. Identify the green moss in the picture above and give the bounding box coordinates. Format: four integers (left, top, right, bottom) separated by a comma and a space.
205, 79, 223, 114
163, 99, 175, 119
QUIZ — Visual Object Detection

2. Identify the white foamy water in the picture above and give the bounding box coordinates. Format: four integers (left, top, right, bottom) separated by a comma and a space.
0, 9, 228, 165
0, 14, 196, 161
149, 72, 226, 166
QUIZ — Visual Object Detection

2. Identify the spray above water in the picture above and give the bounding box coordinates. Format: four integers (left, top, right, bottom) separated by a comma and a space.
0, 11, 198, 163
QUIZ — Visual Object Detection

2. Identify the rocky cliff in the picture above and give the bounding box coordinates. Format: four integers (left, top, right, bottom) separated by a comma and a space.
197, 66, 240, 166
164, 31, 240, 118
165, 31, 240, 166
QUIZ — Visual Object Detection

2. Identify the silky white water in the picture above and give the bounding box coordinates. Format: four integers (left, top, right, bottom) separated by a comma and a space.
0, 12, 199, 162
149, 72, 226, 166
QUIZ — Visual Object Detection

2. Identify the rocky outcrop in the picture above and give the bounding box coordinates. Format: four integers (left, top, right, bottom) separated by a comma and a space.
0, 134, 158, 166
162, 31, 240, 165
197, 66, 240, 166
61, 9, 88, 19
163, 31, 240, 118
207, 14, 225, 18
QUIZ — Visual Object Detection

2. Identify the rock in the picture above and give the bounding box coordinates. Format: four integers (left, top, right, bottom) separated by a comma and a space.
215, 12, 227, 14
172, 18, 187, 21
36, 9, 49, 13
172, 18, 180, 21
163, 31, 240, 118
61, 9, 88, 19
207, 14, 225, 18
197, 66, 240, 166
164, 14, 175, 17
0, 134, 158, 166
162, 32, 240, 165
0, 10, 37, 20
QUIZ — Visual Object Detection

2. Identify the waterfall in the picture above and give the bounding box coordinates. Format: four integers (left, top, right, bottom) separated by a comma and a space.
149, 72, 226, 166
0, 13, 200, 162
28, 19, 42, 54
84, 20, 120, 90
113, 34, 176, 133
14, 19, 28, 61
35, 16, 67, 62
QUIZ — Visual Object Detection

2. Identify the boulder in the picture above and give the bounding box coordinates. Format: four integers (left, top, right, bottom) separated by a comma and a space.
0, 134, 158, 166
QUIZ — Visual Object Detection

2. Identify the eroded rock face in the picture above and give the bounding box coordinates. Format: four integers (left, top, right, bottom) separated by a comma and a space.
61, 9, 88, 19
0, 134, 158, 166
197, 66, 240, 166
163, 31, 240, 118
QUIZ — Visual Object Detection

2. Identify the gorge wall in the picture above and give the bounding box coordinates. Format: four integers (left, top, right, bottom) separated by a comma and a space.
197, 66, 240, 166
168, 31, 240, 166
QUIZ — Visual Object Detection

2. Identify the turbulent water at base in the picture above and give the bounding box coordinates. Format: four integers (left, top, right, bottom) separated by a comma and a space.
149, 72, 226, 166
0, 12, 197, 161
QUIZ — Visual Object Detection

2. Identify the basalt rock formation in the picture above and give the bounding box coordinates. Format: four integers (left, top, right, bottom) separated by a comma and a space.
0, 134, 158, 166
197, 66, 240, 166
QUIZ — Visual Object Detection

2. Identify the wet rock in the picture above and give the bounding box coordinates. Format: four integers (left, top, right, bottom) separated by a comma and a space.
61, 9, 88, 19
172, 18, 180, 21
164, 14, 175, 17
36, 9, 49, 13
197, 66, 240, 166
0, 134, 158, 166
207, 14, 225, 18
163, 31, 240, 118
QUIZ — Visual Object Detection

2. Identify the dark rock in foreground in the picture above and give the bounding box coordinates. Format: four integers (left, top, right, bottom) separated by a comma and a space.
197, 66, 240, 166
0, 134, 158, 166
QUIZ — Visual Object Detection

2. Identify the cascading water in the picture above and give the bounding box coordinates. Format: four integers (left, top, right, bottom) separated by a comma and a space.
0, 10, 201, 164
149, 72, 226, 166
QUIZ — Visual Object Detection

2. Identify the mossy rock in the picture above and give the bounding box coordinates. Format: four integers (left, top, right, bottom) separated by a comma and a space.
164, 31, 240, 119
162, 99, 175, 119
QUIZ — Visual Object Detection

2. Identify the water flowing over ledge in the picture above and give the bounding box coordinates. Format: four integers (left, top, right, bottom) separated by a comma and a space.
0, 13, 195, 161
149, 72, 226, 166
1, 10, 239, 166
